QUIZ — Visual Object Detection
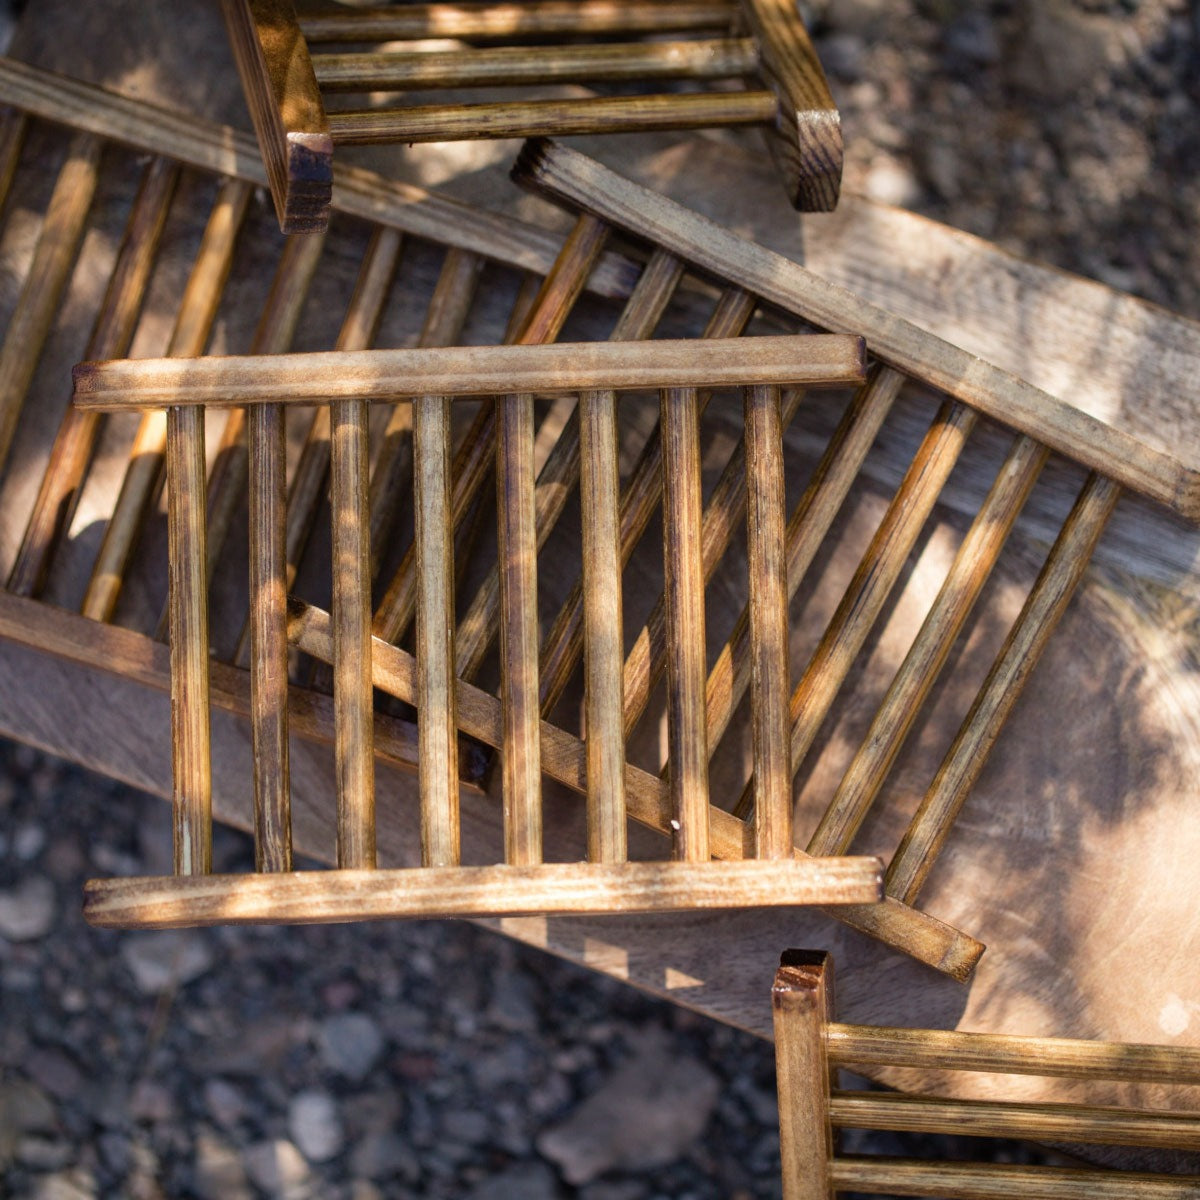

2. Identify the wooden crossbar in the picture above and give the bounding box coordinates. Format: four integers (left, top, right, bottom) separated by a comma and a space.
773, 951, 1200, 1200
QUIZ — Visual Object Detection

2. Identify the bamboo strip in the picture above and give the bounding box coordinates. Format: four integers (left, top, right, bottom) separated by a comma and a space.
886, 473, 1121, 903
746, 385, 793, 860
0, 130, 101, 477
326, 92, 779, 146
9, 156, 178, 599
314, 39, 758, 91
331, 397, 375, 869
808, 435, 1048, 856
167, 406, 211, 876
829, 1091, 1200, 1150
83, 857, 881, 929
300, 1, 735, 41
0, 107, 27, 213
415, 391, 460, 867
81, 177, 253, 623
708, 366, 904, 767
661, 386, 710, 862
828, 1157, 1197, 1199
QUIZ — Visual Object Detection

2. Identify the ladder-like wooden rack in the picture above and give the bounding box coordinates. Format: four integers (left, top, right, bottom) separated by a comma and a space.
773, 949, 1200, 1199
76, 337, 887, 926
220, 0, 842, 231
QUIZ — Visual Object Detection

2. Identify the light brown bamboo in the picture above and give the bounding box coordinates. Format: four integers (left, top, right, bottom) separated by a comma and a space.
828, 1158, 1197, 1199
746, 385, 793, 859
0, 107, 27, 212
81, 177, 252, 623
710, 367, 904, 771
300, 1, 735, 41
0, 130, 101, 477
829, 1090, 1200, 1150
9, 156, 178, 599
331, 397, 375, 869
371, 212, 609, 646
808, 435, 1049, 855
167, 405, 211, 876
414, 391, 460, 868
661, 386, 710, 862
314, 38, 757, 91
886, 473, 1121, 903
580, 385, 626, 862
774, 954, 836, 1200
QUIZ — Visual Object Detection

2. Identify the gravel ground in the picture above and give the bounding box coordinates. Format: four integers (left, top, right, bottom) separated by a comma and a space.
1, 2, 1198, 1198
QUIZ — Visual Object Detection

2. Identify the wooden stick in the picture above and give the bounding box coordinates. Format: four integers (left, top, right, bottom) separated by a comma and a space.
9, 156, 178, 599
81, 177, 252, 623
167, 405, 211, 876
331, 395, 376, 869
327, 92, 779, 146
0, 107, 27, 213
661, 386, 710, 862
886, 473, 1121, 903
74, 335, 866, 410
774, 952, 836, 1200
83, 857, 881, 929
300, 2, 736, 41
708, 367, 904, 767
219, 0, 332, 232
746, 386, 793, 859
580, 385, 626, 863
513, 139, 1200, 518
830, 1091, 1200, 1150
0, 130, 101, 478
828, 1158, 1197, 1200
314, 39, 758, 91
808, 435, 1048, 856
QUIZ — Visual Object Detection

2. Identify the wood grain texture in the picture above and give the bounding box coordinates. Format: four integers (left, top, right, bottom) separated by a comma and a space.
0, 105, 27, 212
166, 405, 211, 877
8, 155, 178, 599
738, 0, 841, 210
774, 952, 836, 1200
886, 474, 1121, 904
326, 92, 778, 146
73, 335, 867, 409
219, 0, 332, 231
83, 858, 882, 928
661, 387, 710, 863
0, 130, 100, 477
513, 140, 1200, 518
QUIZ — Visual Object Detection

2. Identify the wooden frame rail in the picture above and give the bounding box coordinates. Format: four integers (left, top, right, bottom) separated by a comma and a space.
219, 0, 841, 230
773, 950, 1200, 1199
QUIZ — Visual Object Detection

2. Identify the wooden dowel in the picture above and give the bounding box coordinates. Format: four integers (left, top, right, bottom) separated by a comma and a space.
9, 156, 178, 599
829, 1158, 1197, 1200
0, 130, 101, 478
808, 435, 1048, 856
774, 954, 836, 1200
830, 1091, 1200, 1150
167, 405, 211, 876
886, 473, 1121, 903
371, 212, 609, 646
327, 92, 779, 146
81, 177, 252, 623
708, 367, 904, 768
0, 107, 27, 214
661, 386, 710, 862
300, 1, 735, 42
746, 386, 793, 859
314, 39, 758, 92
580, 386, 626, 863
415, 391, 460, 867
331, 396, 376, 869
498, 391, 543, 866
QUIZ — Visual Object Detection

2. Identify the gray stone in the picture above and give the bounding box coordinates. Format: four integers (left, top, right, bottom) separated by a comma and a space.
120, 931, 214, 994
23, 1048, 84, 1101
203, 1078, 248, 1130
465, 1161, 559, 1200
289, 1090, 344, 1163
349, 1131, 420, 1183
0, 876, 56, 941
0, 1077, 57, 1135
243, 1139, 312, 1196
317, 1012, 385, 1083
193, 1130, 252, 1200
32, 1168, 97, 1200
17, 1136, 73, 1170
13, 823, 47, 860
536, 1030, 720, 1185
128, 1080, 175, 1123
488, 972, 537, 1032
579, 1184, 646, 1200
442, 1108, 489, 1144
